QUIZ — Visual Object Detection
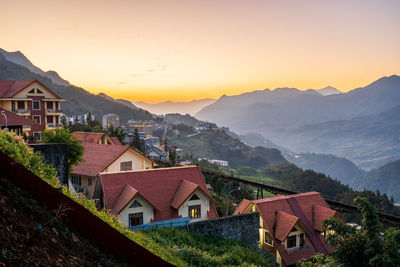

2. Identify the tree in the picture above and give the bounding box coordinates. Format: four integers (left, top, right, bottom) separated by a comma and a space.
106, 125, 127, 145
41, 127, 85, 172
322, 197, 400, 267
130, 128, 143, 152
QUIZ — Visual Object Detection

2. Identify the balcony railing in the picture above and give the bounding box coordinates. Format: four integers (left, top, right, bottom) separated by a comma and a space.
12, 108, 30, 114
46, 108, 63, 114
46, 123, 62, 128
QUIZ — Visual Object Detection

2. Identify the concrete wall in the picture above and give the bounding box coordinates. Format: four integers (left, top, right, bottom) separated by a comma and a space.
30, 143, 68, 184
184, 212, 260, 249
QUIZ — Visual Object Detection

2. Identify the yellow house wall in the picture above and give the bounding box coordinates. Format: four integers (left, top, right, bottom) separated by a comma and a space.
119, 196, 154, 226
104, 149, 153, 172
13, 81, 59, 99
0, 100, 12, 110
283, 224, 306, 251
177, 190, 210, 223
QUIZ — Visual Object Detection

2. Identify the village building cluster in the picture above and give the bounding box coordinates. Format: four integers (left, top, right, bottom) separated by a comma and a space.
0, 79, 341, 266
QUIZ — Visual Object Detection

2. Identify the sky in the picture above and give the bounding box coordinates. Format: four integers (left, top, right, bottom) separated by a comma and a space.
1, 0, 399, 103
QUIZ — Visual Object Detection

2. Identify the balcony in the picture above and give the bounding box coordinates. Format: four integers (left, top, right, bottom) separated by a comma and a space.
45, 108, 63, 115
46, 123, 62, 129
12, 108, 30, 116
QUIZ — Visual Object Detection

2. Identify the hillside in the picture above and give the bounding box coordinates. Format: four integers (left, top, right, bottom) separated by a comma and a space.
284, 152, 365, 186
0, 177, 126, 266
0, 50, 153, 123
166, 125, 287, 169
196, 75, 400, 169
351, 160, 400, 202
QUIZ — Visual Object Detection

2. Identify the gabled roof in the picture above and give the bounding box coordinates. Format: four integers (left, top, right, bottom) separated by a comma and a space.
73, 132, 115, 145
0, 108, 34, 127
110, 137, 121, 145
70, 143, 129, 176
0, 80, 61, 98
234, 192, 336, 266
100, 166, 218, 222
111, 184, 159, 215
170, 179, 213, 210
274, 211, 299, 242
313, 205, 338, 232
145, 146, 167, 156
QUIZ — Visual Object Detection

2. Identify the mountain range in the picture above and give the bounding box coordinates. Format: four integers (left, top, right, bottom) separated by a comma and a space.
196, 75, 400, 169
0, 49, 152, 123
134, 99, 216, 116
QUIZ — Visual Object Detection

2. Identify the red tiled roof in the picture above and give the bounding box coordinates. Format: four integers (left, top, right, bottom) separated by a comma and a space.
0, 80, 61, 98
274, 211, 299, 242
111, 184, 159, 215
313, 205, 338, 232
70, 143, 129, 176
0, 108, 34, 127
234, 192, 336, 266
233, 199, 251, 215
170, 179, 213, 210
110, 137, 122, 145
100, 166, 219, 222
73, 132, 108, 144
0, 80, 35, 98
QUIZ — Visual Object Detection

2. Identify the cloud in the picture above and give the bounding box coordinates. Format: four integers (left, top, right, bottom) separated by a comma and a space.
117, 82, 126, 85
158, 65, 168, 70
131, 74, 145, 77
146, 69, 155, 72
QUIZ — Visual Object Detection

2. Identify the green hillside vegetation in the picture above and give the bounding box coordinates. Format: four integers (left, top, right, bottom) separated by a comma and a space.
0, 56, 153, 123
0, 130, 270, 266
351, 160, 400, 202
166, 125, 286, 169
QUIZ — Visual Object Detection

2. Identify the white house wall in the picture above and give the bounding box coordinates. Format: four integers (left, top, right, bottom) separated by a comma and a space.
119, 196, 154, 226
178, 189, 210, 222
104, 149, 152, 173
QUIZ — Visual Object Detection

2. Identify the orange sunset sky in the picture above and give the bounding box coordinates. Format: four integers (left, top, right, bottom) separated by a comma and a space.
1, 0, 399, 103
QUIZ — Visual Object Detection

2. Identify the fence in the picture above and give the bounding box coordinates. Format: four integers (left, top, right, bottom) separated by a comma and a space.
0, 151, 171, 266
130, 217, 190, 231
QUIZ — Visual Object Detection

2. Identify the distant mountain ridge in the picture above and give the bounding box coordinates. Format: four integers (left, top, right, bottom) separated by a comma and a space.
0, 48, 70, 87
196, 75, 400, 169
134, 98, 216, 115
0, 49, 153, 122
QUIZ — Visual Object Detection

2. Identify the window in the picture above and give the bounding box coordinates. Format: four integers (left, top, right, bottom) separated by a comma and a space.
33, 132, 42, 142
189, 194, 200, 201
188, 205, 201, 219
11, 101, 16, 111
287, 235, 297, 249
47, 116, 53, 124
129, 200, 142, 208
129, 212, 143, 226
47, 102, 53, 109
32, 100, 41, 110
120, 161, 132, 171
264, 230, 273, 246
299, 233, 305, 247
17, 101, 25, 110
32, 115, 41, 125
87, 178, 92, 186
37, 89, 43, 94
28, 89, 35, 94
72, 175, 81, 186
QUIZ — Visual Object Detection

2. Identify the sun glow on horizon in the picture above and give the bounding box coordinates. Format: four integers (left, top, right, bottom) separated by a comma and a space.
1, 0, 399, 103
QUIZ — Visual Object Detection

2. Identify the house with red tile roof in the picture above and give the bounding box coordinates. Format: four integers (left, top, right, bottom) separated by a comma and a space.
233, 192, 340, 267
69, 143, 154, 199
0, 80, 65, 140
98, 166, 218, 228
73, 131, 119, 145
0, 107, 35, 135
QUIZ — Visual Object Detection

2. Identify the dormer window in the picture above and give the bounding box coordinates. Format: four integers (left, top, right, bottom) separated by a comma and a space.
189, 205, 201, 219
129, 200, 142, 208
287, 235, 297, 249
189, 194, 200, 201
